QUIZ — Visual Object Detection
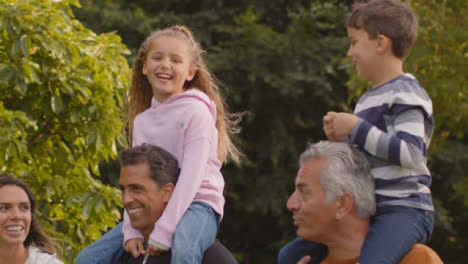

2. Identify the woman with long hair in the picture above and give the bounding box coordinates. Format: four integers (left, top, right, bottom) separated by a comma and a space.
0, 174, 63, 263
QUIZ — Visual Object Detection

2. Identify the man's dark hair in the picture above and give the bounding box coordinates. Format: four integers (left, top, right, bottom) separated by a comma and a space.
121, 144, 179, 185
346, 0, 418, 59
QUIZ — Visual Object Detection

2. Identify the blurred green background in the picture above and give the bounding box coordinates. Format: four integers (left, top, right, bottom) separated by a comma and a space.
0, 0, 466, 263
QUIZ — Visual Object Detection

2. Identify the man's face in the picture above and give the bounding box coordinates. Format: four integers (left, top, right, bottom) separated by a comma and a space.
119, 163, 172, 238
287, 158, 338, 243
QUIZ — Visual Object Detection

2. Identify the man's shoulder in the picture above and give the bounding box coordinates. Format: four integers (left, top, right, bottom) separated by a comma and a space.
400, 244, 443, 264
115, 240, 237, 264
202, 240, 238, 264
115, 251, 170, 264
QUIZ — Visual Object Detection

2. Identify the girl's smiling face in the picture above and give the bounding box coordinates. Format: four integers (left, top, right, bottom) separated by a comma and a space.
0, 185, 31, 247
142, 36, 196, 102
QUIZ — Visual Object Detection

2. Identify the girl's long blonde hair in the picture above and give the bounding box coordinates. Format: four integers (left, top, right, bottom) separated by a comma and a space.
127, 25, 241, 163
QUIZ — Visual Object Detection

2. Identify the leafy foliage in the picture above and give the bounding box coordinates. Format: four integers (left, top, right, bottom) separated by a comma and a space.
409, 1, 468, 262
0, 0, 130, 261
211, 4, 350, 263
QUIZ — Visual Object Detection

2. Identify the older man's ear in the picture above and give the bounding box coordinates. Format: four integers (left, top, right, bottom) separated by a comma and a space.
161, 183, 175, 204
335, 192, 354, 220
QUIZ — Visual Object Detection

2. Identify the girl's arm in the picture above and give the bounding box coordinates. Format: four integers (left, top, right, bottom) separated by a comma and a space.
122, 210, 144, 244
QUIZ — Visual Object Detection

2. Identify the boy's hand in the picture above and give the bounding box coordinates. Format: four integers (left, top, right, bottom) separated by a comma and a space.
332, 112, 359, 138
323, 111, 341, 141
323, 112, 360, 141
124, 238, 146, 258
148, 244, 166, 256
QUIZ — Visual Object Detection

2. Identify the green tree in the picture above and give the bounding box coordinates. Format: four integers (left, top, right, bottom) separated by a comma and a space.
210, 4, 350, 263
409, 0, 468, 262
0, 0, 130, 261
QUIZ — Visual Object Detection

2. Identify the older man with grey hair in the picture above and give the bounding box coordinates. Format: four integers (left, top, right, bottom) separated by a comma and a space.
279, 141, 442, 264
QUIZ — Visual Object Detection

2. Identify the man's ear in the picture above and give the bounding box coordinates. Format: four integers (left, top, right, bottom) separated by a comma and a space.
376, 34, 391, 55
335, 192, 354, 220
161, 183, 175, 204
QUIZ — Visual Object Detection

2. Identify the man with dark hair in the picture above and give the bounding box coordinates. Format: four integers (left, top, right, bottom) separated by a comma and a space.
76, 144, 237, 264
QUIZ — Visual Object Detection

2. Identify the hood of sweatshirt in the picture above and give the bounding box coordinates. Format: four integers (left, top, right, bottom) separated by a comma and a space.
151, 88, 217, 120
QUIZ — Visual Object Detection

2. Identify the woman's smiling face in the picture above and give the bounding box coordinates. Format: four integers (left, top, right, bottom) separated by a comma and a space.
0, 185, 31, 247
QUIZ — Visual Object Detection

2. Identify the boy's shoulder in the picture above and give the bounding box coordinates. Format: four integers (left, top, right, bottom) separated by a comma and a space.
367, 74, 426, 96
356, 74, 432, 114
383, 73, 418, 88
385, 74, 431, 99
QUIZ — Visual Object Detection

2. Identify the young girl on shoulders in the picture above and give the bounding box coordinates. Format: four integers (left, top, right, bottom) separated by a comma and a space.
125, 25, 241, 263
75, 25, 241, 264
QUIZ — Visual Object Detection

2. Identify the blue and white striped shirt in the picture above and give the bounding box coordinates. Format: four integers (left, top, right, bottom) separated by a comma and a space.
349, 74, 434, 211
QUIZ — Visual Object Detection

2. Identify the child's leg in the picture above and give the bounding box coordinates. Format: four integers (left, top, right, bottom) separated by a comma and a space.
75, 222, 124, 264
170, 201, 218, 264
278, 237, 328, 264
359, 206, 434, 264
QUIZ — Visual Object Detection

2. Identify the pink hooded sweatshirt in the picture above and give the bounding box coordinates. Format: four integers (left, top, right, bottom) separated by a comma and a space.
123, 89, 225, 248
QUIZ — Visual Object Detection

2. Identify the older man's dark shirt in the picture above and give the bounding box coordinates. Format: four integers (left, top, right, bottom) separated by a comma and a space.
115, 240, 237, 264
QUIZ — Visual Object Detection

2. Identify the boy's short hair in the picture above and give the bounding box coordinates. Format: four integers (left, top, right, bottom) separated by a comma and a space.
346, 0, 418, 59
